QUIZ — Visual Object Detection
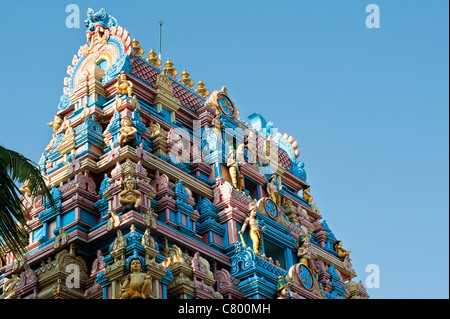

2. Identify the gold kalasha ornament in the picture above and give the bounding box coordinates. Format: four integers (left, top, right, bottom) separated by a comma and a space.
195, 79, 210, 98
180, 69, 194, 88
147, 48, 161, 67
164, 58, 178, 78
132, 38, 144, 56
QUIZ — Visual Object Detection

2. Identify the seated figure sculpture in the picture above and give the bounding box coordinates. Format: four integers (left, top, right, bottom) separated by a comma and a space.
119, 176, 141, 214
118, 118, 137, 148
119, 258, 152, 299
116, 71, 133, 97
333, 240, 351, 260
302, 186, 314, 206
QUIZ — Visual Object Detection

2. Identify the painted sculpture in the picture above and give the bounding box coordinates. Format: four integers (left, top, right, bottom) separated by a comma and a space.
119, 176, 141, 214
116, 71, 133, 97
119, 258, 152, 299
333, 240, 351, 260
239, 203, 266, 255
227, 146, 244, 192
118, 118, 137, 148
266, 174, 283, 208
303, 186, 314, 206
275, 276, 290, 299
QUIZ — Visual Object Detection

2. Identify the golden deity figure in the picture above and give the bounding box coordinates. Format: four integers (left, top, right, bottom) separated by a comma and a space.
239, 203, 266, 255
119, 258, 152, 299
116, 71, 133, 97
303, 186, 314, 206
19, 179, 31, 196
118, 118, 137, 148
266, 174, 283, 208
47, 115, 63, 133
297, 236, 312, 267
211, 114, 224, 137
119, 176, 142, 214
333, 240, 351, 260
227, 146, 243, 192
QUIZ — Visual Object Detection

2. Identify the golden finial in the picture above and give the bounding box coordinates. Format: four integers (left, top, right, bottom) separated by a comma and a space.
147, 48, 161, 67
132, 38, 144, 56
195, 79, 210, 98
164, 58, 178, 78
130, 224, 136, 232
180, 69, 194, 88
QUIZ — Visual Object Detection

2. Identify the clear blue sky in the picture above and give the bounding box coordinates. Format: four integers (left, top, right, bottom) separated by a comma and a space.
0, 1, 448, 299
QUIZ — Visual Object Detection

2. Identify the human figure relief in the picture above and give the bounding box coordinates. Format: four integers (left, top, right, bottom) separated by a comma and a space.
119, 258, 152, 299
239, 203, 266, 255
119, 176, 141, 214
227, 146, 243, 192
303, 186, 314, 206
333, 240, 351, 260
266, 174, 282, 208
116, 71, 133, 97
118, 118, 137, 148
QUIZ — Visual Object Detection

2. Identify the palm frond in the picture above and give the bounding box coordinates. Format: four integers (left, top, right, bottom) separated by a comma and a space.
0, 145, 55, 258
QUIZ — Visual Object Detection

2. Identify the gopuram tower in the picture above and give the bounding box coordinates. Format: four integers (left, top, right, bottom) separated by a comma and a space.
0, 8, 369, 300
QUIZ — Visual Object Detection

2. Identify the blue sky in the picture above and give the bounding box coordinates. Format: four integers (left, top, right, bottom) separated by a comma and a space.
0, 1, 448, 298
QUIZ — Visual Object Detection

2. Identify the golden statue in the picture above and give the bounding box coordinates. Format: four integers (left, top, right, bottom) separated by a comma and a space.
118, 118, 137, 148
119, 258, 152, 299
195, 79, 210, 98
19, 179, 31, 196
119, 176, 142, 214
303, 186, 314, 206
333, 240, 351, 260
227, 146, 243, 192
297, 236, 312, 267
147, 48, 161, 67
239, 203, 266, 255
116, 71, 133, 97
266, 174, 282, 208
47, 115, 63, 133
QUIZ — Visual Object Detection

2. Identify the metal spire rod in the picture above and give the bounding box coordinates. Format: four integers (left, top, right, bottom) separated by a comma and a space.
158, 20, 163, 61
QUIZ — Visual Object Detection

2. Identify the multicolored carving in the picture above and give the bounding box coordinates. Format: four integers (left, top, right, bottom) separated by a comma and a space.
206, 86, 239, 121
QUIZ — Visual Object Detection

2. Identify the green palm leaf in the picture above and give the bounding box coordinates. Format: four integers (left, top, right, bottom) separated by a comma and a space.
0, 145, 55, 259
